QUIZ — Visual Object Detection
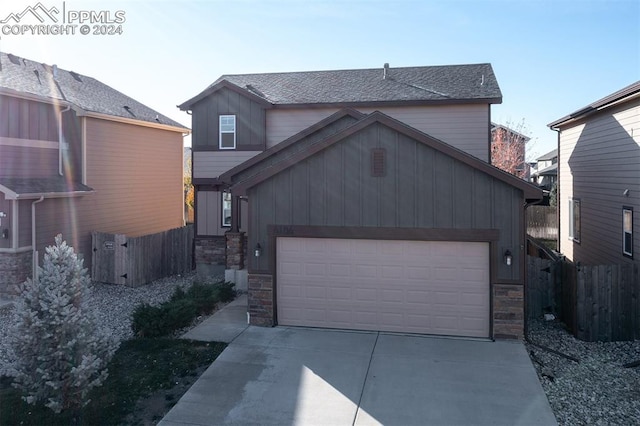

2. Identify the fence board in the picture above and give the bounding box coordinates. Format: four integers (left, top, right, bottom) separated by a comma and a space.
92, 225, 194, 286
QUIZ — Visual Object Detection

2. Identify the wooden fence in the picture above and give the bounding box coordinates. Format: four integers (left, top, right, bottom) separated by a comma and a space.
526, 206, 557, 240
527, 256, 561, 320
573, 263, 640, 342
92, 225, 194, 287
527, 254, 640, 341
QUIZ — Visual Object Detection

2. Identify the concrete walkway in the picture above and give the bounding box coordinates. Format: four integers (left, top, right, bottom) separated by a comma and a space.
181, 294, 249, 343
161, 298, 557, 426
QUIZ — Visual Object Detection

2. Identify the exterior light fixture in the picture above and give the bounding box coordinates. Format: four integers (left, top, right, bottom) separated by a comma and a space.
504, 250, 512, 266
254, 243, 262, 258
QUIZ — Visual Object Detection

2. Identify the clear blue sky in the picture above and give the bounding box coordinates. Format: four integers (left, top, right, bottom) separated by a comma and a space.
1, 0, 638, 158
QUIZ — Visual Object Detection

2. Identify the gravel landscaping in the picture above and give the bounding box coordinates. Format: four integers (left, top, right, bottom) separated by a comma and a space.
526, 318, 640, 425
0, 273, 202, 377
1, 276, 639, 425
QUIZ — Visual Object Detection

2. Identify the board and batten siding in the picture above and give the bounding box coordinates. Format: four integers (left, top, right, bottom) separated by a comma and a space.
559, 97, 639, 265
27, 118, 184, 268
191, 87, 266, 150
196, 190, 248, 236
0, 97, 82, 180
249, 122, 522, 282
265, 104, 490, 161
193, 151, 262, 179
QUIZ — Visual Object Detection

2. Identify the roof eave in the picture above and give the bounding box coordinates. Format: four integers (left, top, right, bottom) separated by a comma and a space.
178, 80, 273, 111
0, 188, 95, 200
548, 82, 640, 129
81, 111, 189, 134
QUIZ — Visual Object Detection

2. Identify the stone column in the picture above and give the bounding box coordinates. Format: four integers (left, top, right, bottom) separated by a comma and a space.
225, 231, 245, 270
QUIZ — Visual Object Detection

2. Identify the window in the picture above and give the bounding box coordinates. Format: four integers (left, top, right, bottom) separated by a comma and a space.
569, 198, 581, 243
623, 207, 633, 257
219, 115, 236, 149
222, 192, 232, 227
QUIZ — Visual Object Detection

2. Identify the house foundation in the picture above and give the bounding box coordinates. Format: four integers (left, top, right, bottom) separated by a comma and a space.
0, 250, 32, 298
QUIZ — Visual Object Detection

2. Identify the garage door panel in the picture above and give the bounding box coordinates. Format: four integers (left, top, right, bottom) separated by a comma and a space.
277, 238, 490, 338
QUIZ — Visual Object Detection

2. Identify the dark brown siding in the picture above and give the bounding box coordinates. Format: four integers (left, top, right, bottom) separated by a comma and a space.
191, 88, 265, 150
0, 98, 82, 180
247, 122, 523, 282
0, 95, 57, 141
0, 145, 58, 177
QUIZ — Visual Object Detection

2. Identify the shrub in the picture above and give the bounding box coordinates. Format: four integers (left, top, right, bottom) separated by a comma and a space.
10, 234, 117, 414
132, 280, 236, 338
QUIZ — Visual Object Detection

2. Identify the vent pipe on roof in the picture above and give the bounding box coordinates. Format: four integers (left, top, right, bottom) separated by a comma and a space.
383, 63, 389, 80
53, 64, 58, 80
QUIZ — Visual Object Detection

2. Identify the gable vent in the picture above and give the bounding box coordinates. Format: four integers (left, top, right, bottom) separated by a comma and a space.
371, 148, 386, 177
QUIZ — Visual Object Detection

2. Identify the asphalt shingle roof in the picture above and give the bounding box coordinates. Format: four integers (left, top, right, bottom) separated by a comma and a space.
0, 51, 186, 129
180, 63, 502, 109
0, 177, 94, 199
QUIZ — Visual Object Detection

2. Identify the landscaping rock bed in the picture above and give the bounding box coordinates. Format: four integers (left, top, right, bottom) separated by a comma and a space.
0, 273, 201, 377
526, 318, 640, 425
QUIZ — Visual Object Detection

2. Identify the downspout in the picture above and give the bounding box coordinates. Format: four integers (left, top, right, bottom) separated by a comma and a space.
58, 104, 71, 176
31, 196, 45, 280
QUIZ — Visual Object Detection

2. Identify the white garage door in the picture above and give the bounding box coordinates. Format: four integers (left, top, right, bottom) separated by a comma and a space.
276, 237, 490, 338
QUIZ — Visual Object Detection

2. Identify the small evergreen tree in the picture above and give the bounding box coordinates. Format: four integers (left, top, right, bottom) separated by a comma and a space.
10, 234, 117, 414
549, 182, 558, 207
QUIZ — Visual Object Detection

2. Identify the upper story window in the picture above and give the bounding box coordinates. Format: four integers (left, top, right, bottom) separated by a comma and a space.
623, 207, 633, 258
569, 198, 581, 243
219, 115, 236, 149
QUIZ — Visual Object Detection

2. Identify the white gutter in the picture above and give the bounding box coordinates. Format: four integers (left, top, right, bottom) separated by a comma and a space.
31, 196, 44, 281
59, 104, 71, 176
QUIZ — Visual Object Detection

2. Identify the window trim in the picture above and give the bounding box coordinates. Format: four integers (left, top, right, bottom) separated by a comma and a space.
221, 192, 232, 228
623, 206, 633, 258
568, 198, 581, 243
219, 115, 236, 150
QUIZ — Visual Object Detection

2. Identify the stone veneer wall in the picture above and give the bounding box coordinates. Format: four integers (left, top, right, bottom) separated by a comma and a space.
493, 284, 524, 339
225, 232, 245, 270
194, 236, 225, 266
248, 273, 274, 326
0, 251, 32, 298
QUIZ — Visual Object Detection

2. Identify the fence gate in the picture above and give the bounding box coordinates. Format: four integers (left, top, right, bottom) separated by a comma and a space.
92, 232, 128, 285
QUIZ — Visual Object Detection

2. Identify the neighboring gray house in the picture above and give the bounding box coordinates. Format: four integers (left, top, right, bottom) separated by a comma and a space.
530, 149, 557, 190
179, 63, 542, 339
549, 81, 639, 266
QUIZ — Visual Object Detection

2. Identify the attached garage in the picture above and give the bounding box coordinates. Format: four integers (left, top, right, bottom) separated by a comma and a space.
276, 237, 490, 337
229, 111, 542, 339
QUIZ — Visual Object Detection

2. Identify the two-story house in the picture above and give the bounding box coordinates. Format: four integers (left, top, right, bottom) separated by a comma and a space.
490, 122, 530, 180
530, 149, 558, 191
549, 81, 639, 267
0, 52, 189, 297
179, 63, 542, 339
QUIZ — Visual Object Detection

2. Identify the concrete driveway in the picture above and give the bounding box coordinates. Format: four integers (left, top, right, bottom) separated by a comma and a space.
159, 299, 557, 426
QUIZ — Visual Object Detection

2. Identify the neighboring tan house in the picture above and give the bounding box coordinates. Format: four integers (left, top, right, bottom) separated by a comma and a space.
0, 52, 189, 297
549, 81, 639, 266
530, 149, 557, 191
490, 122, 530, 180
179, 63, 542, 339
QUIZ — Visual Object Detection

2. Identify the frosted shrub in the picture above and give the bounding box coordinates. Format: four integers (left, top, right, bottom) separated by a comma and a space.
10, 234, 117, 413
